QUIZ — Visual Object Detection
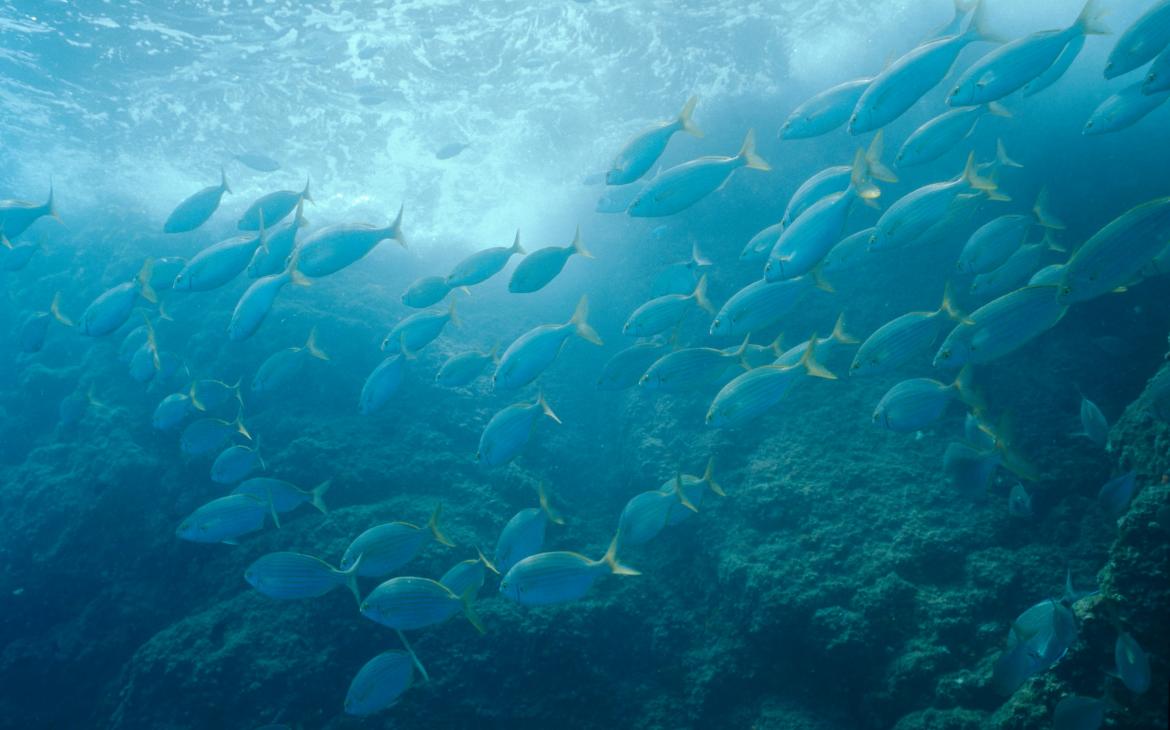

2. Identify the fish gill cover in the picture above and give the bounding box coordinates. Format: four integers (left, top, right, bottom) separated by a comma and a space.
0, 0, 1168, 729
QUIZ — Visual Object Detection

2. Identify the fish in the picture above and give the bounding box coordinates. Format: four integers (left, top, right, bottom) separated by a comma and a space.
436, 345, 499, 388
402, 275, 454, 309
1052, 696, 1106, 730
0, 184, 57, 239
1072, 396, 1110, 448
1028, 263, 1066, 286
969, 234, 1065, 302
150, 257, 187, 291
990, 639, 1045, 696
127, 322, 162, 383
175, 494, 268, 544
869, 153, 1006, 252
117, 324, 149, 363
494, 483, 564, 575
360, 576, 483, 632
1143, 44, 1170, 92
872, 368, 977, 433
616, 477, 696, 550
78, 260, 158, 337
895, 102, 1011, 168
296, 206, 406, 278
765, 147, 880, 281
0, 236, 39, 271
812, 227, 879, 287
436, 142, 470, 160
627, 129, 770, 217
706, 336, 836, 428
1008, 482, 1033, 517
359, 353, 408, 415
1083, 81, 1170, 135
381, 297, 459, 354
439, 548, 499, 598
190, 379, 241, 411
849, 8, 995, 134
180, 413, 250, 459
652, 241, 713, 296
238, 179, 312, 230
1008, 597, 1079, 672
245, 552, 360, 602
1022, 34, 1085, 96
233, 152, 280, 172
163, 170, 230, 234
657, 458, 725, 525
1058, 196, 1170, 304
476, 393, 561, 466
152, 393, 195, 431
773, 314, 858, 370
211, 443, 264, 485
1098, 470, 1137, 520
1114, 631, 1151, 694
344, 651, 415, 717
780, 77, 871, 139
508, 226, 592, 293
606, 96, 703, 185
251, 329, 330, 394
957, 189, 1064, 274
341, 505, 454, 578
172, 233, 263, 292
233, 478, 330, 519
640, 335, 751, 392
597, 341, 672, 391
58, 387, 98, 428
934, 286, 1068, 368
445, 231, 525, 288
851, 287, 966, 377
495, 296, 602, 389
246, 200, 307, 278
623, 274, 714, 337
926, 0, 980, 41
229, 255, 310, 342
17, 293, 70, 353
947, 0, 1107, 106
1105, 0, 1170, 79
499, 537, 638, 606
596, 181, 645, 214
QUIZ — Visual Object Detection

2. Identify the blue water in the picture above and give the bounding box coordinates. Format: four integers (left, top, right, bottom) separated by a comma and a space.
1, 1, 1168, 728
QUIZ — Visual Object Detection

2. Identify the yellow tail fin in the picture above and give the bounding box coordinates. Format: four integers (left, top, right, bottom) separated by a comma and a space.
692, 274, 715, 314
538, 481, 565, 525
702, 457, 726, 496
305, 326, 330, 361
509, 230, 525, 256
570, 225, 593, 258
673, 474, 698, 513
460, 586, 486, 634
1032, 187, 1065, 230
537, 392, 562, 425
678, 96, 703, 138
798, 333, 838, 380
476, 546, 500, 575
831, 312, 859, 345
429, 503, 455, 547
737, 129, 771, 172
602, 535, 641, 576
570, 295, 603, 345
864, 130, 898, 184
50, 292, 74, 327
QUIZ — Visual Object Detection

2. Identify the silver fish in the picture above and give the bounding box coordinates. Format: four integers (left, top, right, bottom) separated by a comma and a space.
163, 170, 230, 234
606, 96, 703, 185
477, 393, 561, 467
296, 206, 405, 278
851, 288, 965, 377
780, 77, 871, 140
508, 226, 592, 294
1058, 196, 1170, 304
627, 130, 770, 218
245, 552, 359, 602
499, 537, 638, 606
1106, 0, 1170, 79
175, 494, 268, 544
935, 285, 1067, 368
341, 505, 453, 578
446, 231, 524, 288
360, 576, 483, 632
495, 296, 603, 389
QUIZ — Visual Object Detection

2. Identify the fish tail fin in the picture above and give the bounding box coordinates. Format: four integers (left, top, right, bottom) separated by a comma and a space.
538, 481, 565, 525
1042, 229, 1067, 254
570, 295, 604, 345
733, 333, 752, 369
293, 197, 307, 227
570, 225, 593, 258
157, 300, 174, 322
602, 535, 641, 576
678, 95, 703, 138
673, 473, 699, 512
341, 553, 362, 605
954, 365, 987, 412
702, 457, 726, 496
767, 332, 786, 358
692, 273, 715, 314
235, 414, 252, 442
310, 479, 332, 514
220, 167, 231, 195
737, 129, 771, 172
799, 334, 838, 380
987, 101, 1013, 118
389, 203, 406, 247
429, 503, 455, 547
306, 326, 330, 361
448, 295, 461, 328
810, 263, 836, 293
989, 414, 1041, 481
137, 258, 158, 304
476, 545, 500, 575
961, 152, 999, 196
44, 181, 61, 223
1033, 187, 1066, 230
488, 341, 501, 364
691, 240, 713, 267
510, 230, 525, 255
967, 0, 1003, 43
50, 291, 74, 327
459, 586, 486, 634
831, 312, 859, 345
0, 231, 9, 249
301, 177, 313, 203
851, 148, 881, 201
864, 130, 898, 184
996, 139, 1024, 169
395, 629, 431, 684
939, 282, 972, 323
537, 391, 562, 424
1075, 0, 1110, 35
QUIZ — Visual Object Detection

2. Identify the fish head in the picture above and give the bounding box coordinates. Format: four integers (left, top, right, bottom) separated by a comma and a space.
709, 316, 727, 336
171, 270, 191, 290
946, 83, 974, 108
846, 110, 865, 135
498, 575, 519, 601
1082, 115, 1105, 136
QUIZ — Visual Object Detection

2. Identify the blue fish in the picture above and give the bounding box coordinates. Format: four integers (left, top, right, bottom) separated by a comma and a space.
163, 170, 229, 234
499, 538, 638, 606
494, 483, 564, 575
344, 651, 415, 717
445, 232, 525, 288
627, 130, 770, 217
238, 179, 311, 231
245, 552, 360, 602
606, 96, 702, 185
1098, 470, 1137, 520
477, 393, 561, 466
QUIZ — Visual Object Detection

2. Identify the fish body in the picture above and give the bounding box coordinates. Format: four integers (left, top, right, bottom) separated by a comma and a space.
656, 459, 724, 525
627, 130, 770, 217
970, 240, 1059, 302
344, 651, 414, 717
641, 339, 748, 392
229, 265, 307, 342
173, 234, 262, 292
359, 354, 407, 415
342, 510, 451, 578
1028, 263, 1066, 286
211, 443, 263, 484
0, 186, 55, 239
1008, 482, 1034, 517
163, 171, 229, 233
1144, 44, 1170, 92
872, 375, 966, 432
1098, 470, 1137, 519
79, 261, 157, 337
477, 394, 561, 466
296, 209, 405, 278
495, 296, 602, 389
624, 275, 713, 337
175, 494, 267, 544
1083, 81, 1170, 135
740, 220, 786, 263
1106, 0, 1170, 79
499, 540, 636, 606
617, 479, 694, 549
1052, 696, 1106, 730
0, 240, 38, 271
896, 103, 1009, 168
935, 286, 1067, 368
495, 486, 562, 575
1115, 632, 1151, 694
18, 312, 52, 353
597, 341, 671, 390
233, 478, 330, 516
851, 292, 961, 377
957, 214, 1032, 274
360, 576, 480, 631
446, 232, 524, 287
245, 552, 358, 601
1023, 35, 1085, 96
238, 181, 310, 230
440, 550, 497, 597
596, 182, 644, 214
1075, 397, 1110, 448
246, 202, 306, 278
252, 330, 328, 393
436, 142, 470, 160
402, 275, 452, 308
508, 227, 590, 293
706, 339, 835, 427
1058, 197, 1170, 303
780, 78, 870, 139
234, 152, 280, 172
181, 416, 247, 458
436, 347, 497, 388
606, 96, 702, 185
150, 257, 186, 290
944, 441, 1000, 498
